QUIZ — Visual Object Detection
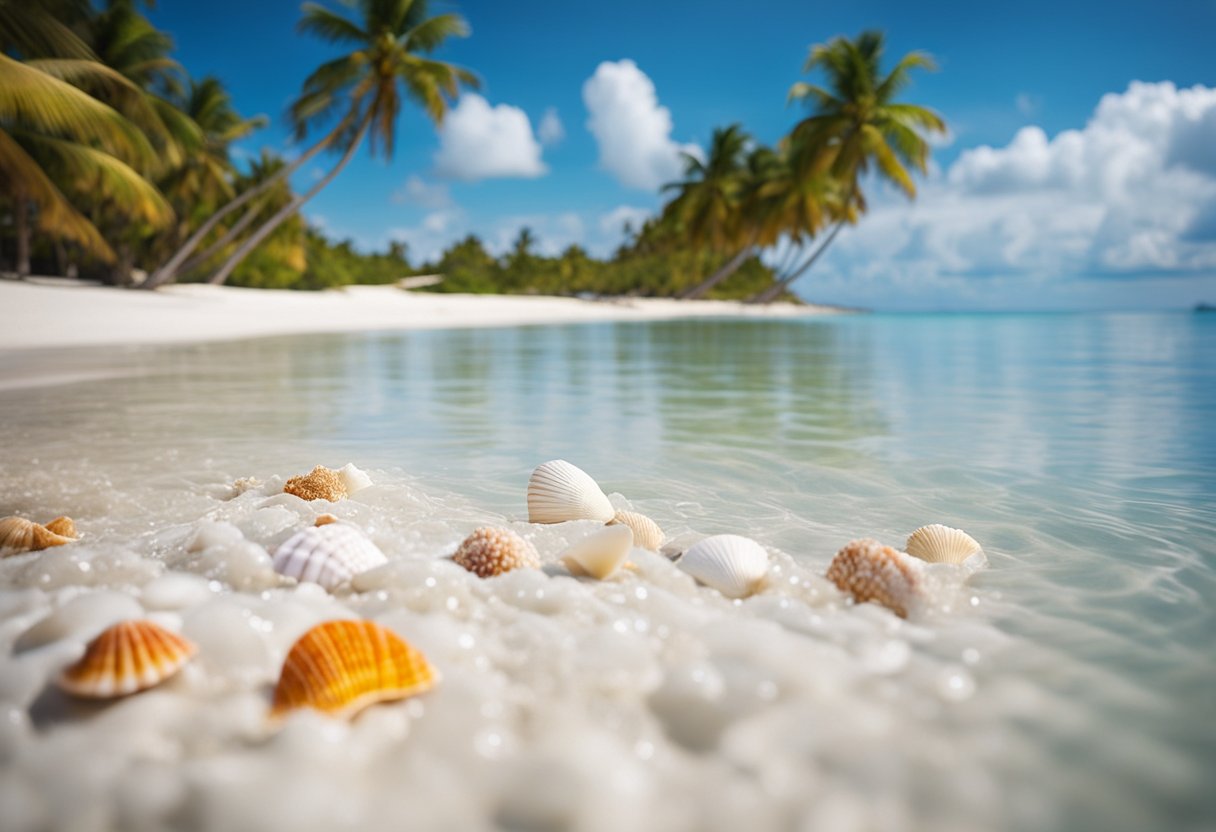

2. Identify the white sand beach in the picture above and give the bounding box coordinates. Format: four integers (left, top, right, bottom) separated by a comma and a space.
0, 279, 846, 352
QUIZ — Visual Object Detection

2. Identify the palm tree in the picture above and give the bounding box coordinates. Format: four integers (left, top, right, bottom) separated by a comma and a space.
199, 0, 477, 288
749, 30, 945, 303
661, 124, 753, 299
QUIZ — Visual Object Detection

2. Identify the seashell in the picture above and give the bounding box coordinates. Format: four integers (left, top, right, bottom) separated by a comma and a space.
272, 523, 387, 590
678, 534, 769, 599
826, 539, 924, 618
561, 525, 634, 580
271, 619, 439, 720
905, 524, 983, 565
453, 527, 540, 578
0, 516, 77, 555
283, 466, 347, 502
57, 619, 197, 698
337, 463, 372, 494
314, 513, 340, 527
526, 460, 614, 524
607, 510, 664, 551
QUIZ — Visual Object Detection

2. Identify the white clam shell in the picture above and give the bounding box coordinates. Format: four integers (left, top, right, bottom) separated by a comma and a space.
272, 523, 387, 590
561, 525, 634, 580
678, 534, 769, 599
526, 460, 615, 524
608, 510, 665, 551
338, 463, 373, 494
905, 524, 983, 565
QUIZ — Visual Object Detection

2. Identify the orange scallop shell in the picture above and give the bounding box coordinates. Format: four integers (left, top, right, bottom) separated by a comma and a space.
826, 539, 923, 619
57, 620, 198, 698
0, 515, 77, 556
270, 620, 439, 720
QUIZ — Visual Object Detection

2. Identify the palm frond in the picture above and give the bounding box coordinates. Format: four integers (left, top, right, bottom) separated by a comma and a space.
404, 12, 469, 52
298, 3, 368, 44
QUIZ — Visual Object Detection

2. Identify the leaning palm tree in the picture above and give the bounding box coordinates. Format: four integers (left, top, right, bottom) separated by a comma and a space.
199, 0, 477, 287
749, 30, 945, 303
661, 124, 751, 299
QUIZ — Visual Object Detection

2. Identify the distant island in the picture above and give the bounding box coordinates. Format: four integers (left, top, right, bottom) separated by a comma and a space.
1195, 303, 1215, 313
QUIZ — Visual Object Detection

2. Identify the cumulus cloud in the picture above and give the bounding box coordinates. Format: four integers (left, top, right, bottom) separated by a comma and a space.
582, 60, 701, 191
537, 108, 565, 146
434, 94, 547, 181
392, 175, 453, 210
815, 81, 1216, 308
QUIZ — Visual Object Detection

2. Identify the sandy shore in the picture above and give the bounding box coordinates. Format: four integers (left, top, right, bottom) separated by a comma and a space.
1, 279, 846, 352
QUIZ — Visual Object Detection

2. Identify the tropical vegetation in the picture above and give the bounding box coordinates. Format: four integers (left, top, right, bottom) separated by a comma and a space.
1, 1, 943, 304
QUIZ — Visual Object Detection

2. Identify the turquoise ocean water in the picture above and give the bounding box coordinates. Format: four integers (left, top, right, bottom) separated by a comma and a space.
1, 311, 1213, 830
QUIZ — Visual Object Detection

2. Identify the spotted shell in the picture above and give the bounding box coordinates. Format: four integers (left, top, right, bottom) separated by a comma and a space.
272, 523, 387, 590
271, 619, 439, 720
678, 534, 769, 599
561, 525, 634, 580
607, 510, 664, 551
905, 524, 983, 565
284, 466, 348, 502
0, 516, 77, 556
453, 527, 540, 578
526, 460, 615, 524
57, 620, 197, 698
826, 539, 924, 618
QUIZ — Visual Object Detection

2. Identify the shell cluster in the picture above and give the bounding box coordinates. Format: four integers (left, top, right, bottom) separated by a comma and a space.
826, 539, 925, 618
57, 620, 197, 699
453, 527, 540, 578
273, 523, 388, 590
271, 620, 438, 720
1, 515, 78, 556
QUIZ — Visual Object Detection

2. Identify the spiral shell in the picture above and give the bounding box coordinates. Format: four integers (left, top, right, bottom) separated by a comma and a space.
561, 525, 634, 580
526, 460, 614, 524
57, 620, 197, 698
0, 516, 77, 556
607, 510, 664, 551
272, 523, 388, 591
905, 524, 983, 565
678, 534, 769, 599
271, 619, 439, 720
453, 527, 540, 578
284, 466, 348, 502
826, 539, 924, 618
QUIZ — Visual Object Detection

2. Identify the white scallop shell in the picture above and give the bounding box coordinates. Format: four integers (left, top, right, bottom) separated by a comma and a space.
678, 534, 769, 599
905, 524, 983, 565
561, 525, 634, 580
526, 460, 614, 524
272, 523, 387, 590
608, 510, 665, 551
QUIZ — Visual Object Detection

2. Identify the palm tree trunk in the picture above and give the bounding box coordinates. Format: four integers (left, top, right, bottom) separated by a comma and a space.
748, 220, 845, 304
678, 243, 754, 299
142, 122, 345, 290
178, 197, 264, 276
207, 118, 370, 287
15, 194, 30, 278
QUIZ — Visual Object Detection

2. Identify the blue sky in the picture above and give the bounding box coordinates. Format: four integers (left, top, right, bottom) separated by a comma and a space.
149, 0, 1216, 310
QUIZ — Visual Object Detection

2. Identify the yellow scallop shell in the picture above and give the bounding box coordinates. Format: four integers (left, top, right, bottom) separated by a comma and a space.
270, 620, 439, 720
57, 619, 197, 698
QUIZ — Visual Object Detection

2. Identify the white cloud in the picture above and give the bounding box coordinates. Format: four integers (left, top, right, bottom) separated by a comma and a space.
434, 93, 547, 181
811, 81, 1216, 308
537, 107, 565, 146
599, 205, 651, 239
392, 175, 453, 210
582, 59, 701, 191
1015, 92, 1041, 118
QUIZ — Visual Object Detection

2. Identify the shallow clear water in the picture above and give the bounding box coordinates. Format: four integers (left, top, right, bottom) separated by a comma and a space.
1, 313, 1213, 831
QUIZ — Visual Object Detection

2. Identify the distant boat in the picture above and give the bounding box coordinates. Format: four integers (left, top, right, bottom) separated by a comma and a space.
1195, 302, 1216, 313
